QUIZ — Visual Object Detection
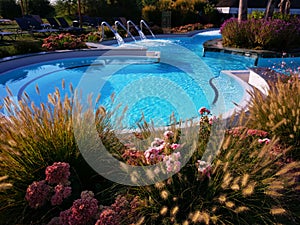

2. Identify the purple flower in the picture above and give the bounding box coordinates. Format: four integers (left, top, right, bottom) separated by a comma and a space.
59, 191, 98, 225
45, 162, 70, 185
25, 180, 51, 208
51, 184, 72, 206
163, 130, 174, 139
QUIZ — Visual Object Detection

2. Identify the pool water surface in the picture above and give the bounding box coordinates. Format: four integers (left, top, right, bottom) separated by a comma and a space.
0, 30, 255, 128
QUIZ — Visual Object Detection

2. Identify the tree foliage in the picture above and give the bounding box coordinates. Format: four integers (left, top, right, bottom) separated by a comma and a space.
0, 0, 21, 19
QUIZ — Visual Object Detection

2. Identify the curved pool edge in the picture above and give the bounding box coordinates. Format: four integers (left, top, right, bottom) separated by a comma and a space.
0, 48, 161, 74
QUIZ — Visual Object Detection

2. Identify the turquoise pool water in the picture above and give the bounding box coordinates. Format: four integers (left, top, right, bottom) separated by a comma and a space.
0, 30, 255, 128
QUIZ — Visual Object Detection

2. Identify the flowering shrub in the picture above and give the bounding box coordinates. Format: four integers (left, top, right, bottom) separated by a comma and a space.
95, 195, 144, 225
121, 129, 182, 174
25, 162, 72, 209
85, 32, 102, 42
247, 74, 300, 158
42, 33, 87, 51
25, 180, 52, 209
59, 191, 98, 225
221, 18, 300, 51
45, 162, 70, 185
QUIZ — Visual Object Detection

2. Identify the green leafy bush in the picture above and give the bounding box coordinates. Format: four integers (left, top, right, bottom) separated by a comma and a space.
0, 41, 42, 58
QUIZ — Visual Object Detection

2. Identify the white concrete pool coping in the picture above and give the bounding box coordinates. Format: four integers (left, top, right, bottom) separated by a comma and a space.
221, 69, 270, 96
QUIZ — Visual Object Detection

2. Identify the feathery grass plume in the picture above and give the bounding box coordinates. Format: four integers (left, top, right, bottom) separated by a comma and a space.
126, 109, 300, 224
0, 83, 124, 224
247, 75, 300, 158
0, 176, 12, 191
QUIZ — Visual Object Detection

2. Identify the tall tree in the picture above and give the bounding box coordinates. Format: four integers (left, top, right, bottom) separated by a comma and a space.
265, 0, 276, 19
0, 0, 21, 18
26, 0, 55, 17
238, 0, 247, 22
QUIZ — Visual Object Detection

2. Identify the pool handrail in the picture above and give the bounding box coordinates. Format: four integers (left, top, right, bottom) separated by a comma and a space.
101, 21, 124, 45
127, 20, 146, 40
114, 20, 136, 42
140, 20, 155, 38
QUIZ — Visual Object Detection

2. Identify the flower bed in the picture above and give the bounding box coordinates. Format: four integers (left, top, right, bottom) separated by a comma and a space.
220, 18, 300, 51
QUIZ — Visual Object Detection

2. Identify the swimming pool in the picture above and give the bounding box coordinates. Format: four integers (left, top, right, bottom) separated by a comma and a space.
0, 30, 255, 128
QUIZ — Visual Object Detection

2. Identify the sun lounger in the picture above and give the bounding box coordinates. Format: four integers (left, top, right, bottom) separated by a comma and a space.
15, 17, 58, 35
57, 17, 85, 33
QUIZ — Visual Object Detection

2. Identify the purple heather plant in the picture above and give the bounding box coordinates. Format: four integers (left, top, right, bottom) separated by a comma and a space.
45, 162, 70, 185
26, 162, 72, 209
59, 191, 98, 225
25, 180, 51, 209
221, 18, 300, 51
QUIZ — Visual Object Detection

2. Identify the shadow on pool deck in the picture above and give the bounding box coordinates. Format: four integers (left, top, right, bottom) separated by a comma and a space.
203, 38, 300, 66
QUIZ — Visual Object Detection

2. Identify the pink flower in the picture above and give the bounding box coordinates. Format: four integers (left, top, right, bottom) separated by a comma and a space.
197, 160, 211, 178
25, 180, 51, 208
96, 208, 118, 225
151, 138, 165, 148
163, 130, 174, 139
59, 191, 98, 225
258, 138, 271, 144
209, 116, 217, 125
246, 129, 268, 137
170, 143, 181, 150
198, 107, 210, 115
45, 162, 70, 185
144, 147, 163, 164
51, 184, 72, 206
163, 152, 181, 173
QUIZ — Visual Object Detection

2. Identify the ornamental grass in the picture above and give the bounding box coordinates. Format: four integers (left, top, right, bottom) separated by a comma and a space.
246, 75, 300, 159
0, 78, 299, 224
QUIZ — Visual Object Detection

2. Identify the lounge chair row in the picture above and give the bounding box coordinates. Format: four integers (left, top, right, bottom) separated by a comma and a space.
14, 16, 85, 35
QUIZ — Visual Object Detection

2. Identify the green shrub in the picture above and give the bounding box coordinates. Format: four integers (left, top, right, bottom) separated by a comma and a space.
13, 40, 43, 54
247, 76, 300, 158
0, 41, 42, 58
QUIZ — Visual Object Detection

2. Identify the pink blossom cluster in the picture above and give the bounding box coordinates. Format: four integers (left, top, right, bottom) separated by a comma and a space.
95, 195, 143, 225
25, 180, 51, 209
163, 152, 181, 173
51, 184, 72, 206
258, 138, 271, 144
197, 160, 212, 179
25, 162, 72, 209
246, 129, 268, 137
144, 132, 182, 167
209, 116, 218, 125
59, 191, 99, 225
144, 147, 165, 164
198, 107, 211, 115
164, 130, 174, 139
227, 127, 269, 138
45, 162, 70, 185
122, 149, 146, 166
96, 208, 118, 225
42, 33, 86, 51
